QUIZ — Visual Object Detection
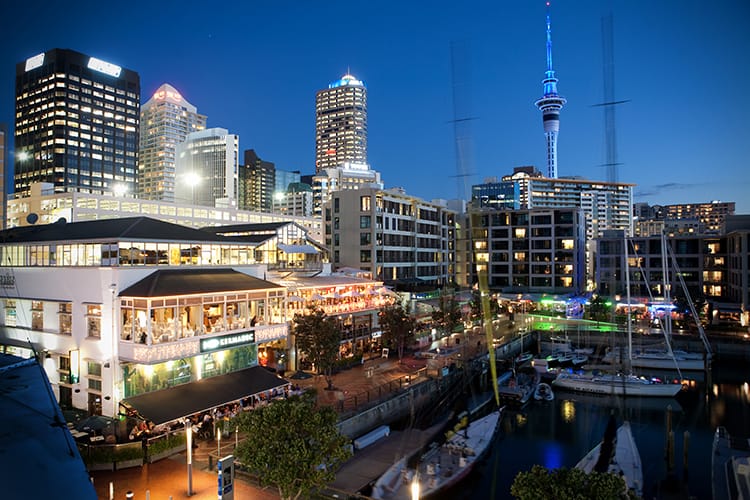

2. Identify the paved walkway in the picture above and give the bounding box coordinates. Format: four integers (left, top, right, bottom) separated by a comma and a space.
89, 329, 505, 499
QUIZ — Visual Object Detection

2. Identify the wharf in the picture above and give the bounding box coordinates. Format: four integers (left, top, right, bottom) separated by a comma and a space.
327, 422, 445, 496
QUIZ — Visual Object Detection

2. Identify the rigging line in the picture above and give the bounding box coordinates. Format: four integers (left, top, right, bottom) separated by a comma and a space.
629, 239, 684, 379
664, 242, 713, 360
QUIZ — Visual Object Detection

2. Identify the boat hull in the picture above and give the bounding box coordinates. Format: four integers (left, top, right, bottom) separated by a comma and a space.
371, 409, 503, 499
552, 372, 682, 397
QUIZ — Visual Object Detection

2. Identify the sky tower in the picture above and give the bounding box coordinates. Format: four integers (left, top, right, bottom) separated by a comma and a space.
535, 2, 566, 179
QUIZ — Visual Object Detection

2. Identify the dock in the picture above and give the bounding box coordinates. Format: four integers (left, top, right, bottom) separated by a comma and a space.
327, 421, 446, 496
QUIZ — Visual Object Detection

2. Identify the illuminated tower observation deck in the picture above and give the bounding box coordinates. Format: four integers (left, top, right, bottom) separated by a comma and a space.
535, 2, 566, 179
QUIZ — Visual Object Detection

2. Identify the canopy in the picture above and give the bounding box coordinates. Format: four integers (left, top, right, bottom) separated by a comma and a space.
277, 243, 319, 255
122, 366, 289, 425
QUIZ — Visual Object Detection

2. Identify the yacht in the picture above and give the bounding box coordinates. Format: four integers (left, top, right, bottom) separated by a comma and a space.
552, 371, 682, 397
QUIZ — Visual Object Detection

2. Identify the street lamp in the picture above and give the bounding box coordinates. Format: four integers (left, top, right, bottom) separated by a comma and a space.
184, 172, 200, 205
185, 419, 193, 496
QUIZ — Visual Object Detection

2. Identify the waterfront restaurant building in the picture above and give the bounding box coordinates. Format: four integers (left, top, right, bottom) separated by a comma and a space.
0, 217, 374, 428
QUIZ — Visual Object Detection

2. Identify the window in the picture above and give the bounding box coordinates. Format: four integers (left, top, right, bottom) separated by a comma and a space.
58, 355, 71, 384
333, 197, 340, 213
360, 196, 371, 212
32, 301, 44, 330
87, 304, 101, 338
87, 361, 102, 377
360, 250, 372, 263
360, 215, 371, 229
4, 299, 16, 327
360, 233, 371, 245
58, 302, 72, 334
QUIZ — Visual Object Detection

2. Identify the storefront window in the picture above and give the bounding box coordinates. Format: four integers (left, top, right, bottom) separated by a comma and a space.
121, 345, 258, 397
31, 300, 44, 330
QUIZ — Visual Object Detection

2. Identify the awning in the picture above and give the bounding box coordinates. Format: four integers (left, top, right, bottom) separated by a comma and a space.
122, 366, 289, 425
277, 243, 319, 254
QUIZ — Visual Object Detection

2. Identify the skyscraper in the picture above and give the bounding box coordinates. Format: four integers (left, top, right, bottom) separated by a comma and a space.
535, 4, 566, 179
14, 49, 140, 197
138, 83, 206, 202
175, 128, 238, 207
239, 149, 275, 212
315, 74, 367, 172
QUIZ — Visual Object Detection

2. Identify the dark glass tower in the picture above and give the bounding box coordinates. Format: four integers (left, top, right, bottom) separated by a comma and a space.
14, 49, 140, 197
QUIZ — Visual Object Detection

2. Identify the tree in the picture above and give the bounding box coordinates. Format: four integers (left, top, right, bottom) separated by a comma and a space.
511, 464, 638, 500
293, 306, 340, 390
432, 290, 463, 336
469, 289, 499, 322
588, 295, 611, 324
235, 393, 352, 500
379, 301, 417, 362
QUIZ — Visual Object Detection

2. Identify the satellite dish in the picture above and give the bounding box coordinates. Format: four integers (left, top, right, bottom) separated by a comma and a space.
26, 213, 39, 225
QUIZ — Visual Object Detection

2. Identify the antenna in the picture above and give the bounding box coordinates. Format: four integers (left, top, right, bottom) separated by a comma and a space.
449, 40, 476, 202
593, 12, 629, 183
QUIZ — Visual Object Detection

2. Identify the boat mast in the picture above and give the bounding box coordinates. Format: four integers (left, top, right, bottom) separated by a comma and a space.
624, 231, 633, 371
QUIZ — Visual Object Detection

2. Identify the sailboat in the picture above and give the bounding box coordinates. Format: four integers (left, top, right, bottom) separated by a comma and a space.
553, 232, 683, 398
575, 414, 643, 498
371, 407, 503, 499
601, 231, 711, 373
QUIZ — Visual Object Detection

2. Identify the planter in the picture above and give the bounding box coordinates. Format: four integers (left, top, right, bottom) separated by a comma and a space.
147, 446, 184, 463
86, 462, 114, 472
115, 458, 143, 470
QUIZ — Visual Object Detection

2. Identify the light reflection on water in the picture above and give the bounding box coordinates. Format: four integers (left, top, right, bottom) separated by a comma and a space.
445, 360, 750, 500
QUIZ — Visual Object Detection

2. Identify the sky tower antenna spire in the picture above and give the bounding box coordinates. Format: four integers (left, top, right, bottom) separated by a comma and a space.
535, 1, 566, 179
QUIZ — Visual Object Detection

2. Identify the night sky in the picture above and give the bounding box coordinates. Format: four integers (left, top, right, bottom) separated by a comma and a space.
1, 0, 748, 212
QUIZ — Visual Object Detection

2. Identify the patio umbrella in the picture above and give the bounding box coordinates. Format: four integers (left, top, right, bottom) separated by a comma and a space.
311, 293, 325, 301
75, 415, 117, 434
285, 296, 305, 303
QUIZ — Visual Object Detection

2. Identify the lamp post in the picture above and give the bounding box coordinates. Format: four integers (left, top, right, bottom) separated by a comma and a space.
185, 419, 193, 496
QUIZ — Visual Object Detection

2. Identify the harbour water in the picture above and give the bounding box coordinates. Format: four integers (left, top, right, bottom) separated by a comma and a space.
441, 360, 750, 499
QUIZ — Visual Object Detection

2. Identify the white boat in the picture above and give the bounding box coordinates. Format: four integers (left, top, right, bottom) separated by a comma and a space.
371, 408, 503, 499
553, 233, 683, 398
570, 353, 588, 367
602, 346, 705, 371
498, 367, 540, 407
533, 382, 554, 401
576, 417, 643, 498
712, 426, 750, 500
539, 335, 572, 354
552, 371, 682, 397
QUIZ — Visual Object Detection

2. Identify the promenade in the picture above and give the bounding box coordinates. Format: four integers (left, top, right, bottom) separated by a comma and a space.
89, 328, 505, 499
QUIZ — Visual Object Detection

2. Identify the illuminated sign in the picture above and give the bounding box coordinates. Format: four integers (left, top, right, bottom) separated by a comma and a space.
25, 53, 45, 72
87, 57, 122, 77
201, 331, 255, 353
153, 89, 182, 101
69, 349, 80, 384
0, 274, 15, 288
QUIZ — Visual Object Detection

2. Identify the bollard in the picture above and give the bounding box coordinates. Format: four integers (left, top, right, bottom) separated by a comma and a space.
125, 491, 134, 500
109, 481, 114, 500
145, 490, 150, 500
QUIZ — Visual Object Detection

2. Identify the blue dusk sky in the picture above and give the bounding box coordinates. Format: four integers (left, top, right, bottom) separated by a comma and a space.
1, 0, 748, 212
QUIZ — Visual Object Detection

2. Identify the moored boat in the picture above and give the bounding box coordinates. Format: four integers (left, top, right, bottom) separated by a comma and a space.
533, 382, 554, 401
576, 416, 643, 498
552, 371, 682, 397
712, 426, 750, 500
371, 407, 504, 499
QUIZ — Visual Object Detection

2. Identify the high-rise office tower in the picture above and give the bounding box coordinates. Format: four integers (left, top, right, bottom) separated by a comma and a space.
138, 83, 206, 202
175, 128, 238, 207
315, 74, 367, 172
534, 5, 566, 179
238, 149, 275, 212
14, 49, 140, 197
